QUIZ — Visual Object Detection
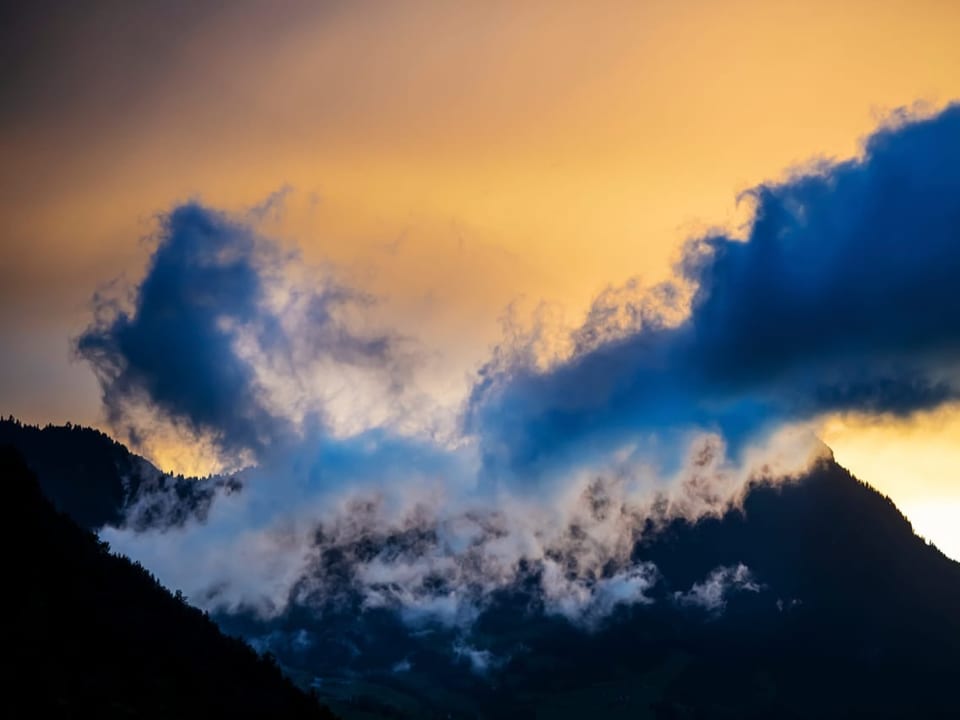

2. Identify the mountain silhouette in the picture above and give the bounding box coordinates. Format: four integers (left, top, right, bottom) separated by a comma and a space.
0, 445, 337, 718
215, 463, 960, 719
0, 417, 238, 531
4, 418, 960, 718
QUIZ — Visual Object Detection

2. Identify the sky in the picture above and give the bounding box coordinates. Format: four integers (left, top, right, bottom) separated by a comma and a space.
2, 0, 960, 561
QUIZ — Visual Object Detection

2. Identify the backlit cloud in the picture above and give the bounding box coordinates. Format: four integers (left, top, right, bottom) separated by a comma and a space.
94, 105, 960, 634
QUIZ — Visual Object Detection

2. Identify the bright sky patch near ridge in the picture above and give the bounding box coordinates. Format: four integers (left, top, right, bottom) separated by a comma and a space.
1, 0, 960, 558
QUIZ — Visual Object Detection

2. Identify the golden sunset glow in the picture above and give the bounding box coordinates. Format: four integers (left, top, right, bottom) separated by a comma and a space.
3, 0, 960, 556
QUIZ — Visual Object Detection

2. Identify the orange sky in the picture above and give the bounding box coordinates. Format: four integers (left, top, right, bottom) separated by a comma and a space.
2, 0, 960, 555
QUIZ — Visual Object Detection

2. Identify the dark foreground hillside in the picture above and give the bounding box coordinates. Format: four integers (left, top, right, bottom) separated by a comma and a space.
4, 420, 960, 718
0, 418, 235, 531
0, 447, 336, 719
0, 417, 150, 529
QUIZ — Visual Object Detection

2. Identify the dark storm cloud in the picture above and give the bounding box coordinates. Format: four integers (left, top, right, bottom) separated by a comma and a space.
468, 105, 960, 475
76, 202, 397, 461
76, 204, 285, 457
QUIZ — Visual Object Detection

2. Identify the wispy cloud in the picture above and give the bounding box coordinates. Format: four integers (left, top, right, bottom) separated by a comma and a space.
76, 202, 411, 469
93, 104, 960, 632
468, 104, 960, 479
674, 564, 761, 613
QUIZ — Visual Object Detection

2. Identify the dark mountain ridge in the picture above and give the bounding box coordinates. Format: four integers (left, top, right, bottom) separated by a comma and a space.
217, 462, 960, 719
4, 417, 960, 718
0, 417, 237, 530
1, 446, 336, 718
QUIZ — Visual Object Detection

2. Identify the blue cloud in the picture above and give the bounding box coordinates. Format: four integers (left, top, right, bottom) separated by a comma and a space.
77, 105, 960, 490
76, 202, 397, 462
468, 104, 960, 476
77, 204, 283, 458
85, 103, 960, 638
